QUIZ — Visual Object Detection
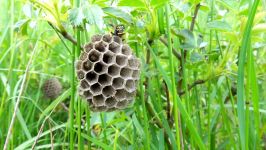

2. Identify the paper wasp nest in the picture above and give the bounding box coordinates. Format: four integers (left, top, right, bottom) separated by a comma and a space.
42, 78, 62, 99
76, 34, 140, 112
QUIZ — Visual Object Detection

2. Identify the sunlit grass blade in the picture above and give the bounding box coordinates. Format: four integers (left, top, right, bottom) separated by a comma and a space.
236, 1, 260, 149
15, 123, 66, 150
3, 37, 39, 150
247, 27, 260, 149
165, 4, 206, 149
38, 88, 71, 124
165, 5, 180, 148
69, 43, 75, 150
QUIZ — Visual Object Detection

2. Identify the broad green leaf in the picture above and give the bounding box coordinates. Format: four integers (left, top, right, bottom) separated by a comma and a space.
14, 19, 30, 35
118, 0, 146, 8
252, 23, 266, 34
93, 0, 110, 7
253, 12, 266, 25
157, 6, 165, 34
207, 20, 232, 31
190, 52, 204, 63
68, 7, 84, 27
174, 29, 196, 49
237, 1, 260, 149
83, 5, 104, 29
199, 3, 210, 12
217, 0, 239, 11
151, 0, 169, 8
103, 7, 133, 23
14, 19, 30, 31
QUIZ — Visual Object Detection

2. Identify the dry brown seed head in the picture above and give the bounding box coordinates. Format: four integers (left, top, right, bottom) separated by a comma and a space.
42, 78, 62, 99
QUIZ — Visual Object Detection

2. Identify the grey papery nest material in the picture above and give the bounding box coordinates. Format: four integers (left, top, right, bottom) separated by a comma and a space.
42, 78, 62, 99
76, 34, 141, 112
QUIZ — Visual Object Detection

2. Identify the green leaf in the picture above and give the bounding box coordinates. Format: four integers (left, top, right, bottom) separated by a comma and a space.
199, 3, 210, 12
174, 29, 196, 49
38, 89, 71, 124
103, 7, 133, 23
83, 5, 104, 29
217, 0, 239, 11
15, 124, 67, 150
118, 0, 146, 8
252, 23, 266, 34
207, 20, 232, 31
151, 0, 169, 8
14, 19, 30, 35
190, 52, 204, 63
68, 7, 84, 27
237, 1, 260, 149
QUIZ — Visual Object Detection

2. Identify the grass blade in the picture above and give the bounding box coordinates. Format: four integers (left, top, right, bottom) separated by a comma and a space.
236, 1, 260, 149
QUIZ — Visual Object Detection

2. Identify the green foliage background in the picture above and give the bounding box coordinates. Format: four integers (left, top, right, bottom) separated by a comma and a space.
0, 0, 266, 149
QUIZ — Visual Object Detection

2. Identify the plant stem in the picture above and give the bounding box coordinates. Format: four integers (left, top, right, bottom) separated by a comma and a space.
100, 113, 108, 144
69, 43, 75, 150
85, 106, 91, 150
165, 4, 180, 150
76, 27, 82, 150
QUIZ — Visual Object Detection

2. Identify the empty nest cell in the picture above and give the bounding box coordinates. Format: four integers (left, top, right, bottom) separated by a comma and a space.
116, 101, 128, 109
76, 60, 82, 70
122, 45, 131, 55
79, 52, 88, 61
98, 74, 112, 86
109, 42, 120, 53
112, 77, 124, 89
108, 64, 120, 76
77, 70, 85, 80
116, 55, 127, 67
128, 57, 140, 69
87, 98, 93, 105
82, 60, 92, 71
102, 86, 116, 97
125, 79, 135, 92
86, 71, 98, 84
103, 51, 115, 64
91, 34, 102, 42
132, 70, 140, 79
95, 41, 107, 52
80, 79, 90, 90
88, 50, 101, 62
120, 67, 133, 78
102, 34, 112, 43
94, 62, 108, 74
92, 105, 108, 112
90, 83, 101, 95
105, 97, 117, 108
84, 43, 93, 52
115, 89, 127, 101
92, 95, 105, 106
83, 90, 92, 99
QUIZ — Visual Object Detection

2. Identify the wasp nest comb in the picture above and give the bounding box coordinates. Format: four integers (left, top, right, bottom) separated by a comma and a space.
76, 34, 141, 112
42, 78, 62, 99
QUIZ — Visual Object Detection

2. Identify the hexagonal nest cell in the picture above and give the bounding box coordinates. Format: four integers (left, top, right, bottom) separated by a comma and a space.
76, 34, 141, 112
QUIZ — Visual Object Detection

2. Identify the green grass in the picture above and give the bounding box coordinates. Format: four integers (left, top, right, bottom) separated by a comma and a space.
1, 0, 266, 149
